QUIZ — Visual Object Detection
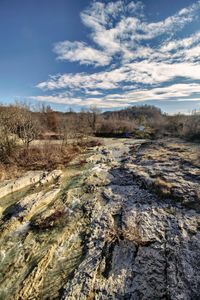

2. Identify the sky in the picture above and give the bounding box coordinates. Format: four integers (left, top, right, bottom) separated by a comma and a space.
1, 0, 200, 114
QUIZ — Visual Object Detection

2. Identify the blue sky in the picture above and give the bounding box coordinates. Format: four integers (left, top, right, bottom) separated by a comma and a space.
1, 0, 200, 114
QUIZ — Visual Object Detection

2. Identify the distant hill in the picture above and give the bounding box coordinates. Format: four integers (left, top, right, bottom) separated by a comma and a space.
103, 105, 163, 121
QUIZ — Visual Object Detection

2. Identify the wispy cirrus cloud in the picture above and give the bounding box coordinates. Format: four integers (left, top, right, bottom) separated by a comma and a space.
53, 0, 200, 66
34, 0, 200, 112
54, 41, 111, 67
32, 82, 200, 110
37, 61, 200, 91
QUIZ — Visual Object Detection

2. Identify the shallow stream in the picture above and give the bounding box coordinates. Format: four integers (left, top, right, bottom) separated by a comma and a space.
0, 159, 90, 300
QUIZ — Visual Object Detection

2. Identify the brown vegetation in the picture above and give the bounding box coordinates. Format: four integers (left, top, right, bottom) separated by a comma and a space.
0, 102, 199, 181
0, 103, 102, 180
101, 105, 200, 140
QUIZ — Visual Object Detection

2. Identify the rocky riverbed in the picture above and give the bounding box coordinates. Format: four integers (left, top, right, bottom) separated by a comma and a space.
0, 138, 200, 299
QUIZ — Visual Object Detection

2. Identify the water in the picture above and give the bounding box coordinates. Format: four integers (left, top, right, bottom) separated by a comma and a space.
0, 161, 90, 300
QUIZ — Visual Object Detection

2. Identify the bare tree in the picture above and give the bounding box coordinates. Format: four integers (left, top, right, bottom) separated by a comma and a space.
15, 107, 40, 149
87, 105, 101, 135
0, 105, 20, 159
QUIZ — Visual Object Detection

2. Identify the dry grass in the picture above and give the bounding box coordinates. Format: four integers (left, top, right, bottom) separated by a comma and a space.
0, 139, 102, 181
0, 163, 24, 181
167, 142, 200, 167
154, 177, 174, 197
196, 190, 200, 201
16, 143, 80, 170
130, 139, 200, 204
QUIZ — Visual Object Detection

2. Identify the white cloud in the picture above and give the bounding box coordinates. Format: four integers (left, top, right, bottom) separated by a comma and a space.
161, 31, 200, 52
30, 94, 127, 109
85, 90, 103, 96
54, 41, 111, 66
53, 0, 200, 66
37, 61, 200, 91
35, 0, 200, 111
138, 2, 200, 40
122, 83, 200, 102
32, 82, 200, 110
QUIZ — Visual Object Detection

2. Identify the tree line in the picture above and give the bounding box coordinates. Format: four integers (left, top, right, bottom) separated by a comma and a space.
0, 102, 199, 177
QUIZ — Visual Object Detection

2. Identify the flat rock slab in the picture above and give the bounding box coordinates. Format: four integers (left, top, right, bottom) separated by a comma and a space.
0, 170, 62, 199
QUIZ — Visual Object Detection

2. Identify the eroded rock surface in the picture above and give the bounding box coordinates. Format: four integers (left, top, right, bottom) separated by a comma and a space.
61, 140, 200, 300
0, 139, 200, 299
0, 170, 62, 200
